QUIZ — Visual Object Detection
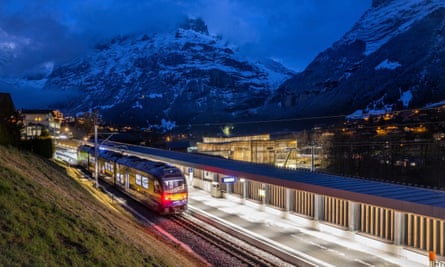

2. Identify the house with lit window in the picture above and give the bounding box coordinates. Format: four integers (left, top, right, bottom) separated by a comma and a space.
19, 109, 63, 139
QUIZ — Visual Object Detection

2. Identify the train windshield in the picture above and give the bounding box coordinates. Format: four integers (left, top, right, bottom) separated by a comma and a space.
163, 178, 186, 193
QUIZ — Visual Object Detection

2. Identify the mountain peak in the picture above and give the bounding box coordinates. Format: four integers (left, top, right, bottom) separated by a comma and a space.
271, 0, 445, 120
43, 19, 294, 130
179, 17, 209, 35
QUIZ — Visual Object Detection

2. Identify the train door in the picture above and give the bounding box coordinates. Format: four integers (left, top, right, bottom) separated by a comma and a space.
142, 175, 159, 210
153, 179, 163, 211
116, 164, 121, 186
125, 172, 130, 191
117, 173, 124, 187
112, 161, 117, 185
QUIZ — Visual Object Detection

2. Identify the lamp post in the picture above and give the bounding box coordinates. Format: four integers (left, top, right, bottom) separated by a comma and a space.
258, 185, 266, 211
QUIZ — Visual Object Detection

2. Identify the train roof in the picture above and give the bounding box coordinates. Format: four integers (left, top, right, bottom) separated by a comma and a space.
100, 142, 445, 219
80, 144, 184, 179
79, 145, 124, 161
78, 144, 95, 154
116, 154, 183, 178
99, 149, 122, 161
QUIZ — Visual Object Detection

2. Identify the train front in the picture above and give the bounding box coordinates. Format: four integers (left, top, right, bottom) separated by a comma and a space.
159, 168, 188, 214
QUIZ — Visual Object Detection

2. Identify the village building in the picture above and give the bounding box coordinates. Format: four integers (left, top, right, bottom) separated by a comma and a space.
19, 109, 64, 139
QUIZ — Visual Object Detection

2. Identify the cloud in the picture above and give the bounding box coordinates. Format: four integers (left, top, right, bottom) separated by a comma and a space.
191, 0, 371, 70
0, 0, 371, 77
0, 2, 89, 76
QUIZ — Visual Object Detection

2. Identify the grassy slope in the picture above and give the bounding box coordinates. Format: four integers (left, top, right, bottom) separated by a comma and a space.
0, 146, 204, 267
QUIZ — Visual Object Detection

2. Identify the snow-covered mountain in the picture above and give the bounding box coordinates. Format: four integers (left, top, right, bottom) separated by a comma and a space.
268, 0, 445, 119
13, 0, 445, 133
44, 18, 295, 131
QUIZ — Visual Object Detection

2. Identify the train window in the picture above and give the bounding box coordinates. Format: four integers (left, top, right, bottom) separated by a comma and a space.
163, 179, 185, 193
117, 173, 125, 184
154, 180, 161, 193
136, 174, 142, 186
105, 162, 113, 172
142, 177, 149, 189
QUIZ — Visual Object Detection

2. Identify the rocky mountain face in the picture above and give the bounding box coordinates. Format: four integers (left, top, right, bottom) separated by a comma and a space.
44, 18, 295, 132
42, 0, 445, 134
268, 0, 445, 119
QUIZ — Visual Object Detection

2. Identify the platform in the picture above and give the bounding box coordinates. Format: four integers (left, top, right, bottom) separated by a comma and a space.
188, 188, 429, 267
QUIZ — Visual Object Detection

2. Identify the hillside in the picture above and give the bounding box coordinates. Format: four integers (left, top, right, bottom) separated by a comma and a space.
0, 146, 204, 266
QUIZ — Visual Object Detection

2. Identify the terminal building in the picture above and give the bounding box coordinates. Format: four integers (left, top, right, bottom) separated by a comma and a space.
196, 133, 325, 170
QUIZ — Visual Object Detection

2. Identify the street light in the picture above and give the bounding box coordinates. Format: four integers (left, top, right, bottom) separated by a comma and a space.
258, 185, 266, 211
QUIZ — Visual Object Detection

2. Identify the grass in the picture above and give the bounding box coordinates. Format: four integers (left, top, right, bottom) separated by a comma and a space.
0, 145, 204, 267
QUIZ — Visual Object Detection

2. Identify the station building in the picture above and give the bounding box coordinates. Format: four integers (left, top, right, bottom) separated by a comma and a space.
196, 133, 324, 169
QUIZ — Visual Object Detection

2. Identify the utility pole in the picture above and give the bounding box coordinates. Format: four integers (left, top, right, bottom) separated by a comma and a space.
94, 124, 117, 189
94, 124, 99, 188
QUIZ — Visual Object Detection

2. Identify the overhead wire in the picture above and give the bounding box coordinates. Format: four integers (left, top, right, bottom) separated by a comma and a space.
170, 104, 445, 129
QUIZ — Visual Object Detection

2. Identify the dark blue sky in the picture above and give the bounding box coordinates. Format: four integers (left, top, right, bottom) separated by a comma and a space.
0, 0, 371, 77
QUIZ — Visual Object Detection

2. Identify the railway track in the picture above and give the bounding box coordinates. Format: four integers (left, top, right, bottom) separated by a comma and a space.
71, 167, 307, 266
98, 184, 299, 266
170, 213, 281, 266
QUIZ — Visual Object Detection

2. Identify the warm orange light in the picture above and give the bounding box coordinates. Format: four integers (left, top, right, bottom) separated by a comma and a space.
413, 125, 427, 133
376, 127, 387, 135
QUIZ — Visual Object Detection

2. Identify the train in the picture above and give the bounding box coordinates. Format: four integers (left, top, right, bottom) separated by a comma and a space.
77, 145, 188, 215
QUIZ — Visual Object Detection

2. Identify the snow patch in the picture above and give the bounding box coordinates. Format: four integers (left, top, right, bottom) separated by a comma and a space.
114, 88, 127, 102
160, 118, 176, 132
147, 118, 177, 133
346, 109, 365, 120
375, 59, 401, 70
346, 96, 393, 120
425, 100, 445, 108
148, 93, 163, 99
132, 101, 143, 109
99, 104, 115, 110
399, 90, 412, 108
